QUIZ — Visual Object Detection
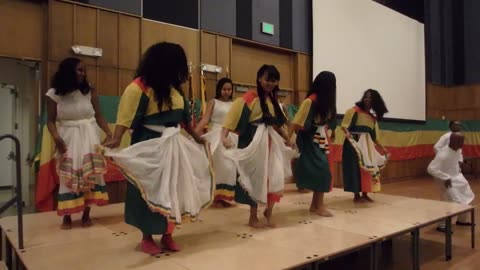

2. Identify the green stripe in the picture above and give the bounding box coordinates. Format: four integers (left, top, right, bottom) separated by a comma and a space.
216, 184, 235, 191
57, 185, 107, 201
98, 96, 121, 123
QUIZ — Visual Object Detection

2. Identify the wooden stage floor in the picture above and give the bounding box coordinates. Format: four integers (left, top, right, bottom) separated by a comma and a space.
0, 185, 474, 270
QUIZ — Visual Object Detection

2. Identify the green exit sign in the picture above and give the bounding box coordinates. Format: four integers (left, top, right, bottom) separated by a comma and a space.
261, 22, 274, 35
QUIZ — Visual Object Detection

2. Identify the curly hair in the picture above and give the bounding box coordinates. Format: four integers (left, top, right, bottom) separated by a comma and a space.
355, 89, 389, 120
135, 42, 188, 109
51, 57, 90, 95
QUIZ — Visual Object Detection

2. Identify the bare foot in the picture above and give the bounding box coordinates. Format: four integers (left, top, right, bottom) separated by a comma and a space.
309, 206, 317, 213
353, 197, 365, 203
362, 195, 374, 202
248, 218, 265, 229
81, 218, 93, 228
211, 201, 224, 208
61, 215, 72, 230
263, 209, 276, 228
314, 208, 333, 217
298, 188, 310, 194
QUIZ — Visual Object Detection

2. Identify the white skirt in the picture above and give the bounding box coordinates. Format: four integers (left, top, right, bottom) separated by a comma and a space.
202, 124, 238, 188
223, 125, 299, 204
57, 118, 107, 194
104, 126, 214, 224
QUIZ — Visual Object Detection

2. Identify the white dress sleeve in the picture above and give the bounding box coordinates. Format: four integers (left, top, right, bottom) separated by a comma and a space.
433, 133, 449, 154
45, 88, 61, 103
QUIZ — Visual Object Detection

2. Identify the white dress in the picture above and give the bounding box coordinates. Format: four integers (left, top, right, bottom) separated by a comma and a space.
46, 88, 108, 216
202, 99, 238, 202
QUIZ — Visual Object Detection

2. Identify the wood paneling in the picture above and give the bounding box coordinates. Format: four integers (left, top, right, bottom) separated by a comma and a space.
216, 36, 231, 79
201, 32, 217, 66
97, 10, 119, 67
119, 15, 140, 70
141, 19, 200, 98
49, 0, 74, 61
118, 69, 136, 95
427, 83, 480, 120
97, 67, 118, 96
231, 41, 295, 91
86, 65, 97, 91
0, 0, 44, 60
74, 5, 97, 65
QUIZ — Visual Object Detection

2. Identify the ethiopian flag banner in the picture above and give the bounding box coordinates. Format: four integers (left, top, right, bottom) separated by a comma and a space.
286, 106, 480, 162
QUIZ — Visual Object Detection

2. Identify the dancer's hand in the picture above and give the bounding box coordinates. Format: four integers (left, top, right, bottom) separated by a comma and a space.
102, 133, 113, 145
444, 179, 452, 189
285, 140, 296, 149
223, 137, 233, 149
103, 137, 121, 148
54, 136, 67, 154
345, 132, 353, 139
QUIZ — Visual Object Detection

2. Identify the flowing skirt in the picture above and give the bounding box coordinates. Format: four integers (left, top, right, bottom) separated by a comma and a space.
202, 125, 238, 202
224, 125, 298, 204
56, 118, 108, 216
104, 126, 214, 224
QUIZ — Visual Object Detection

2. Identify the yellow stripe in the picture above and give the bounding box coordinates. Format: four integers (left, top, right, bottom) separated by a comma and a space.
291, 98, 312, 128
57, 197, 84, 210
85, 190, 109, 201
214, 189, 234, 198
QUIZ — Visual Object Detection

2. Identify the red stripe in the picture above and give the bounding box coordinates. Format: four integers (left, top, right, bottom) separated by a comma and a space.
214, 195, 234, 202
133, 77, 149, 94
242, 90, 258, 105
267, 193, 282, 203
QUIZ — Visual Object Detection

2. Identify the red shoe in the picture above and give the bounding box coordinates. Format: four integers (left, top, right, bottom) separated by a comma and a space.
161, 234, 181, 252
141, 239, 162, 255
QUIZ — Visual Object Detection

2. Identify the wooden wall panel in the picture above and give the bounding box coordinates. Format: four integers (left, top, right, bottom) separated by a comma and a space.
141, 20, 200, 98
427, 83, 480, 120
231, 41, 295, 91
201, 32, 217, 66
118, 69, 136, 95
49, 0, 74, 61
216, 36, 231, 79
74, 5, 97, 65
86, 65, 97, 91
97, 67, 118, 96
119, 15, 140, 70
0, 0, 44, 60
97, 10, 119, 68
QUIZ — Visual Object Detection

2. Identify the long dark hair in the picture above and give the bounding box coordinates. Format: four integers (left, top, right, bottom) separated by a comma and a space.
256, 65, 287, 124
214, 78, 233, 100
51, 57, 90, 95
307, 71, 337, 121
355, 89, 388, 120
135, 42, 188, 109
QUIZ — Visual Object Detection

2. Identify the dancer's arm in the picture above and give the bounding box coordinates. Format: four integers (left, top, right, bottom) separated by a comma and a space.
221, 128, 233, 148
91, 87, 112, 141
274, 125, 296, 148
184, 122, 206, 144
46, 97, 67, 154
194, 99, 215, 134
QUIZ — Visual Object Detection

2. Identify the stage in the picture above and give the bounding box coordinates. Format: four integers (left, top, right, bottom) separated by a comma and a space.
0, 187, 474, 270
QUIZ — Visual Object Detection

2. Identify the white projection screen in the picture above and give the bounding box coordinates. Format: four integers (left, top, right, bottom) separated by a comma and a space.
313, 0, 426, 121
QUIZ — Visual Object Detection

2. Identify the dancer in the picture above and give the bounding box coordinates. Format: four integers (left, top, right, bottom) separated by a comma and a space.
341, 89, 389, 202
434, 120, 464, 164
103, 42, 213, 255
221, 64, 297, 228
428, 132, 475, 232
290, 71, 337, 217
46, 57, 110, 229
195, 78, 238, 207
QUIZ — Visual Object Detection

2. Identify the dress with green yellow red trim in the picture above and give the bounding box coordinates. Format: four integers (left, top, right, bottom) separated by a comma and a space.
104, 78, 214, 234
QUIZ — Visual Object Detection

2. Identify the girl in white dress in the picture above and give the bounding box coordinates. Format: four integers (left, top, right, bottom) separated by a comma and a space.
195, 78, 238, 207
46, 57, 111, 229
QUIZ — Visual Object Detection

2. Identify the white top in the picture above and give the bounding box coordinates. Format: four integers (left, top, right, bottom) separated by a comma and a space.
210, 99, 232, 126
434, 131, 463, 162
427, 146, 462, 181
46, 88, 95, 121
